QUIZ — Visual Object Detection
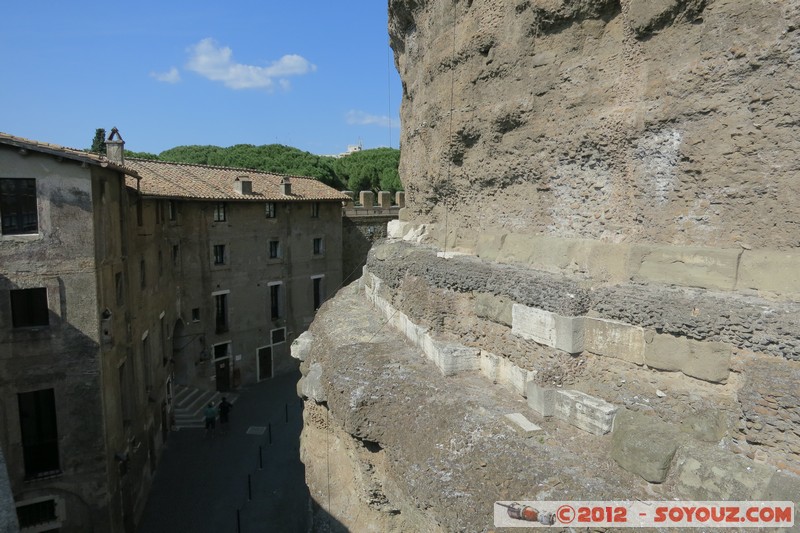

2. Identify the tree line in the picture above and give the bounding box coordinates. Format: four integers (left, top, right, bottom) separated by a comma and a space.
90, 129, 402, 194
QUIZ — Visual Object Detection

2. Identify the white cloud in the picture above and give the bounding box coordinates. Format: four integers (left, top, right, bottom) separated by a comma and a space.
346, 110, 400, 128
150, 67, 181, 84
185, 38, 316, 90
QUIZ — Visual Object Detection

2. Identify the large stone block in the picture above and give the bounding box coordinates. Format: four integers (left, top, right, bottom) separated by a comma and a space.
511, 304, 584, 354
738, 249, 800, 296
629, 244, 740, 291
672, 445, 775, 500
584, 317, 645, 365
475, 292, 513, 326
475, 231, 505, 262
427, 339, 480, 376
526, 381, 556, 417
644, 334, 731, 383
387, 219, 410, 239
553, 389, 617, 435
298, 362, 327, 402
480, 351, 534, 396
290, 331, 314, 362
611, 410, 682, 483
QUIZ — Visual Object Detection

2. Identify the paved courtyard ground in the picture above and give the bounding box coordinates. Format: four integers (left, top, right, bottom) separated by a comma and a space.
138, 371, 309, 533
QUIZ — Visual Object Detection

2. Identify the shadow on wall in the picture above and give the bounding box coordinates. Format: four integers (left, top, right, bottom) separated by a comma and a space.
310, 497, 351, 533
342, 217, 395, 287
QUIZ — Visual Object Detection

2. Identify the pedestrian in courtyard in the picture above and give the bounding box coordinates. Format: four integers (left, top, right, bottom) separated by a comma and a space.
218, 396, 233, 433
204, 401, 217, 437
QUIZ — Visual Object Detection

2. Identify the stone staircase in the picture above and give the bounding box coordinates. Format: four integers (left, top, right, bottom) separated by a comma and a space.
172, 385, 238, 429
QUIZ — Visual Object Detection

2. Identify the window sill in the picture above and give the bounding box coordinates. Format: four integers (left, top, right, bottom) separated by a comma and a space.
24, 470, 63, 483
1, 232, 42, 241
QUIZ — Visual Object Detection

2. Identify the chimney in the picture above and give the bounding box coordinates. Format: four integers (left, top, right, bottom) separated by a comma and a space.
106, 127, 125, 165
235, 176, 252, 195
281, 177, 291, 196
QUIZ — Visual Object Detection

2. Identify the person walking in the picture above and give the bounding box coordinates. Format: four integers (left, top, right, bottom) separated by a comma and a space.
218, 397, 233, 434
203, 402, 217, 437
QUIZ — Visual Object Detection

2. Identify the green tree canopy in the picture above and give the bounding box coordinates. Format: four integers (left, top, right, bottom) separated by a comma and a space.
90, 128, 106, 153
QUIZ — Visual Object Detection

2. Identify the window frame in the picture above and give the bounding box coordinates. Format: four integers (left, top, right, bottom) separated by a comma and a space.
268, 282, 283, 321
213, 202, 227, 222
312, 237, 324, 256
268, 240, 281, 260
310, 202, 320, 218
0, 178, 38, 235
213, 244, 226, 265
265, 202, 277, 219
17, 388, 60, 479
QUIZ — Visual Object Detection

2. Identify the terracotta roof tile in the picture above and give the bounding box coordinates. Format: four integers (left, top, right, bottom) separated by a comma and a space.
125, 159, 350, 202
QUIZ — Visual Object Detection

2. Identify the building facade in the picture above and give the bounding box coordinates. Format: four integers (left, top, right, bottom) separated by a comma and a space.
0, 131, 347, 532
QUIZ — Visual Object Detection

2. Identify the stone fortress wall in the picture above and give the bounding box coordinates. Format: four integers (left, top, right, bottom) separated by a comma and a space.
296, 1, 800, 531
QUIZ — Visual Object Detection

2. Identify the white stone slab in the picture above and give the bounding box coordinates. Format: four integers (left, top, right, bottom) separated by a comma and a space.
512, 304, 584, 353
554, 389, 617, 435
584, 317, 645, 365
504, 413, 543, 435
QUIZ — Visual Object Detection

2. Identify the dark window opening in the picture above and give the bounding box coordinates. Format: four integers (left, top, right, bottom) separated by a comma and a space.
16, 499, 57, 529
18, 389, 60, 478
10, 288, 49, 328
140, 258, 146, 289
213, 202, 226, 222
265, 202, 276, 219
115, 272, 124, 306
168, 200, 176, 221
312, 238, 323, 255
269, 240, 280, 259
213, 244, 226, 265
269, 285, 282, 320
191, 307, 200, 322
0, 178, 38, 235
215, 294, 228, 333
214, 343, 229, 359
136, 198, 143, 227
271, 328, 286, 344
172, 244, 179, 266
158, 250, 163, 276
313, 277, 324, 311
311, 202, 320, 218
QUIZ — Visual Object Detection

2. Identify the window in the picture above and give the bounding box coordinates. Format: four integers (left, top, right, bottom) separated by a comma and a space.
136, 198, 143, 227
155, 201, 162, 224
215, 293, 228, 333
168, 200, 177, 221
158, 249, 163, 276
18, 389, 60, 478
10, 288, 49, 328
140, 258, 146, 289
214, 343, 230, 360
313, 237, 323, 256
0, 178, 38, 235
115, 272, 124, 306
172, 244, 180, 266
213, 202, 226, 222
313, 276, 325, 310
271, 327, 286, 344
269, 240, 280, 259
191, 308, 200, 322
269, 284, 282, 320
311, 202, 320, 218
213, 244, 226, 265
16, 498, 59, 530
265, 202, 276, 219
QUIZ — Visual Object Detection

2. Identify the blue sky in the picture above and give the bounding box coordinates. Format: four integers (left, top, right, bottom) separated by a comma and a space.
0, 1, 401, 156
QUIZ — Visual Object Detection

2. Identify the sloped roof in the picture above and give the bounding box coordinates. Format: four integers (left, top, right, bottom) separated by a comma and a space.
125, 158, 350, 202
0, 131, 138, 176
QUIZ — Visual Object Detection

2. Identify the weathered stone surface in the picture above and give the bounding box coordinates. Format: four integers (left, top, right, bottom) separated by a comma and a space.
512, 304, 584, 354
526, 382, 555, 417
644, 334, 731, 383
679, 410, 728, 443
503, 413, 542, 435
298, 363, 327, 403
474, 292, 513, 327
480, 351, 535, 397
671, 444, 776, 500
738, 249, 800, 296
630, 244, 741, 291
762, 472, 800, 508
386, 219, 410, 240
553, 389, 618, 435
611, 410, 682, 483
584, 317, 645, 365
291, 331, 314, 362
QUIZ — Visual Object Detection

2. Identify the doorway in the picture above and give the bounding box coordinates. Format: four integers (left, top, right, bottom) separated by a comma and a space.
257, 346, 273, 381
215, 358, 231, 392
